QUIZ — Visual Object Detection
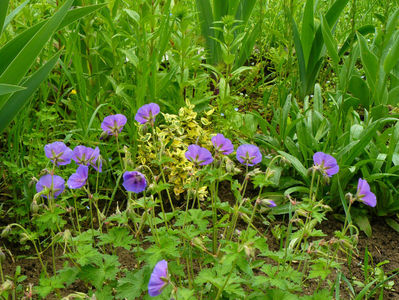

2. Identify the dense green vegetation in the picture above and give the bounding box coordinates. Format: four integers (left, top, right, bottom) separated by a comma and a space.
1, 0, 399, 298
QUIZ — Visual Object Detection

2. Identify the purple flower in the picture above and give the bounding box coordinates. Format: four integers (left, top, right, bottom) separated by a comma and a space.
185, 145, 213, 166
356, 178, 377, 207
211, 133, 234, 155
36, 174, 65, 199
101, 114, 127, 136
44, 142, 73, 166
148, 260, 169, 297
72, 146, 102, 172
135, 103, 160, 125
236, 144, 262, 166
67, 165, 89, 189
267, 200, 277, 207
122, 171, 147, 193
313, 152, 339, 177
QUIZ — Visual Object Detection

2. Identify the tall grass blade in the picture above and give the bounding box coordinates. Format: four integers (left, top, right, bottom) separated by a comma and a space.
196, 0, 216, 64
0, 0, 73, 89
0, 0, 9, 36
301, 0, 314, 66
3, 0, 29, 31
0, 84, 25, 96
0, 4, 105, 75
0, 53, 59, 133
291, 18, 306, 97
357, 33, 378, 91
321, 15, 339, 67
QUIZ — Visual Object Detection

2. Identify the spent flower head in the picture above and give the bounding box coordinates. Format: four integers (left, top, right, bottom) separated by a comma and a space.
72, 146, 102, 172
36, 174, 65, 199
236, 144, 262, 166
67, 165, 89, 189
122, 171, 147, 193
148, 260, 169, 297
185, 145, 213, 166
135, 103, 160, 125
313, 152, 339, 177
101, 114, 127, 136
211, 133, 234, 155
356, 178, 376, 207
44, 142, 73, 166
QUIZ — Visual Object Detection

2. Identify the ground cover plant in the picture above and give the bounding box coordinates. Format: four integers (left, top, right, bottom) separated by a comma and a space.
1, 0, 399, 299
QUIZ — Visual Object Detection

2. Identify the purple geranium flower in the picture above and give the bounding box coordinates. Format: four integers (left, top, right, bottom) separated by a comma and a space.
36, 174, 65, 199
236, 144, 262, 166
101, 114, 127, 136
44, 141, 73, 166
185, 145, 213, 166
135, 103, 160, 125
122, 171, 147, 193
211, 133, 234, 155
356, 178, 377, 207
72, 146, 102, 172
148, 260, 169, 297
67, 165, 89, 189
313, 152, 339, 177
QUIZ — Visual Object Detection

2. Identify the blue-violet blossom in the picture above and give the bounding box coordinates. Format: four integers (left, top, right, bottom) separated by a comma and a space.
122, 171, 147, 193
148, 260, 169, 297
67, 165, 89, 189
211, 133, 234, 155
72, 146, 102, 172
313, 152, 339, 177
356, 178, 377, 207
101, 114, 127, 136
44, 141, 73, 166
185, 145, 213, 166
135, 103, 160, 125
36, 174, 65, 199
236, 144, 262, 166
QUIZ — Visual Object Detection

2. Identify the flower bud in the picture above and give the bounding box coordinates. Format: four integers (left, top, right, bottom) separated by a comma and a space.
31, 199, 39, 213
1, 225, 11, 238
0, 280, 14, 293
0, 249, 5, 263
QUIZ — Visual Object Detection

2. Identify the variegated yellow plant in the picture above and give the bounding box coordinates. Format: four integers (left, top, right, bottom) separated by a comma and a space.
137, 100, 215, 199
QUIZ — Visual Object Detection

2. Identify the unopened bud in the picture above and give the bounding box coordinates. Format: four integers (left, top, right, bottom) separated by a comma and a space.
243, 244, 255, 258
0, 280, 14, 293
20, 232, 30, 243
0, 249, 5, 263
31, 200, 39, 213
1, 225, 11, 238
191, 237, 204, 248
62, 229, 71, 242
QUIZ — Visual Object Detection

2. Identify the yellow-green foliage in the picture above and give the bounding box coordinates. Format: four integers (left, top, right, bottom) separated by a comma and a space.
137, 100, 214, 199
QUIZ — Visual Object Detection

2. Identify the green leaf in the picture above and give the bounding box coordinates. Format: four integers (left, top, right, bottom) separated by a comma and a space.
0, 0, 72, 89
301, 0, 315, 65
196, 0, 216, 64
0, 53, 58, 133
0, 4, 106, 76
354, 215, 372, 237
0, 83, 25, 95
116, 268, 148, 300
292, 17, 306, 97
98, 227, 136, 250
385, 218, 399, 233
384, 33, 399, 74
357, 33, 379, 91
3, 0, 29, 31
277, 150, 309, 184
0, 0, 9, 36
348, 75, 370, 107
321, 14, 339, 67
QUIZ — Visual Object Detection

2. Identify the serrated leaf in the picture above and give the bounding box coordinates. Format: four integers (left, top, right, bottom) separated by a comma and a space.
99, 227, 136, 250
